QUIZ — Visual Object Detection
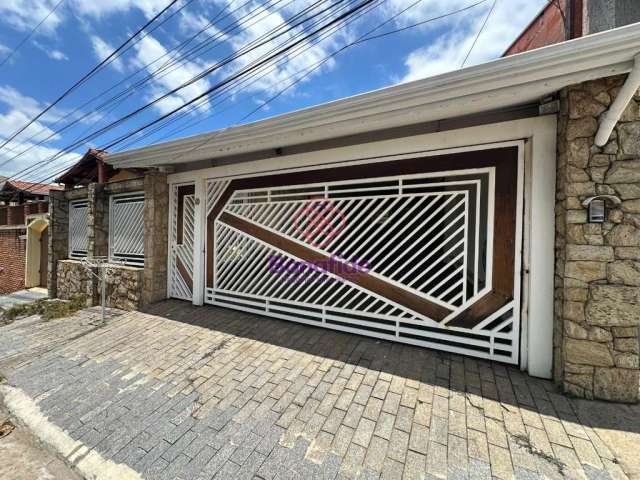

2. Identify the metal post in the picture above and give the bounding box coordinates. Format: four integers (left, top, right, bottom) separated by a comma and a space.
101, 267, 106, 324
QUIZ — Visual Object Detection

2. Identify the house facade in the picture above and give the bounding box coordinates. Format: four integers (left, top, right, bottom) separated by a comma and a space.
0, 179, 56, 294
50, 24, 640, 403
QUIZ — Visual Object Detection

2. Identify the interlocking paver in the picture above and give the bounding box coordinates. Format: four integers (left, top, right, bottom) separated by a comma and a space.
0, 302, 631, 480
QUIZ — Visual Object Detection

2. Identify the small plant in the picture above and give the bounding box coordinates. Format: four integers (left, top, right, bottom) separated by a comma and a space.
0, 294, 87, 324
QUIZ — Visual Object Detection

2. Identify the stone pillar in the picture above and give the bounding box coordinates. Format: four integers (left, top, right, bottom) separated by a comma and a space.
142, 170, 169, 305
85, 183, 109, 305
555, 75, 640, 402
48, 190, 68, 298
87, 183, 109, 258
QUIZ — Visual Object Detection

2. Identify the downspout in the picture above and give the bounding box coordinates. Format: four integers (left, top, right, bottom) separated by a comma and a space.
595, 53, 640, 147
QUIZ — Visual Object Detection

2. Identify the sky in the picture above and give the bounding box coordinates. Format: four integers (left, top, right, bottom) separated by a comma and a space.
0, 0, 548, 182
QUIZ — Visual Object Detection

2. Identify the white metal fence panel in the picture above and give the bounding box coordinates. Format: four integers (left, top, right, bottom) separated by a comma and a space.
206, 165, 523, 364
169, 184, 196, 300
69, 199, 88, 259
109, 192, 145, 266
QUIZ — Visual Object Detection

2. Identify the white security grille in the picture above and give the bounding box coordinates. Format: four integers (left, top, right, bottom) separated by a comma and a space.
69, 199, 88, 259
109, 192, 145, 267
169, 184, 196, 300
205, 166, 522, 364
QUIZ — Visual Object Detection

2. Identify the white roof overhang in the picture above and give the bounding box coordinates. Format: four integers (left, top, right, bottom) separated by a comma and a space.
107, 22, 640, 168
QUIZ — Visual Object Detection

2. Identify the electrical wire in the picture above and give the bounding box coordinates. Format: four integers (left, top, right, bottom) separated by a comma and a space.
0, 0, 66, 68
0, 0, 289, 169
461, 0, 497, 68
11, 0, 356, 181
11, 0, 371, 191
0, 0, 182, 152
15, 0, 488, 193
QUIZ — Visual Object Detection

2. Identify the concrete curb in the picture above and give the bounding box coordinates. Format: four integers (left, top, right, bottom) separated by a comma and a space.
0, 384, 143, 480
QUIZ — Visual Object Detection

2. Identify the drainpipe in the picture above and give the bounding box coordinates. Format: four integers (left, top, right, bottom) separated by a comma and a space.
595, 53, 640, 147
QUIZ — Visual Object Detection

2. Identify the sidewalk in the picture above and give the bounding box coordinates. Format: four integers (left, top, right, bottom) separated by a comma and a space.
1, 302, 639, 480
0, 288, 48, 310
0, 390, 82, 480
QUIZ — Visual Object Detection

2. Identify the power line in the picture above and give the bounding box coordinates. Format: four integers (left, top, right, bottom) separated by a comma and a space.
461, 0, 497, 68
14, 0, 487, 194
129, 0, 487, 151
5, 0, 349, 182
353, 0, 488, 44
0, 0, 285, 170
0, 0, 182, 152
101, 0, 373, 151
0, 0, 66, 69
11, 0, 370, 191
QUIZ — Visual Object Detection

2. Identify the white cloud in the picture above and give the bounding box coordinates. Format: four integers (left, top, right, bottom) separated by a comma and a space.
0, 0, 64, 34
206, 1, 348, 100
91, 35, 124, 72
0, 84, 78, 179
48, 49, 69, 61
0, 85, 64, 142
398, 0, 547, 82
133, 34, 212, 115
69, 0, 173, 19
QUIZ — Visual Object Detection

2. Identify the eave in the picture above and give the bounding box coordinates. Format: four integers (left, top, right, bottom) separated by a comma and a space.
106, 22, 640, 169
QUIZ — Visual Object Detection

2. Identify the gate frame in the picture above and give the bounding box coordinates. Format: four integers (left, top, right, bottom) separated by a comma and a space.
166, 115, 557, 379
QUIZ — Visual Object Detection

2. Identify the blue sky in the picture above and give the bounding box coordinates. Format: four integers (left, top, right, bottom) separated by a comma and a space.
0, 0, 547, 181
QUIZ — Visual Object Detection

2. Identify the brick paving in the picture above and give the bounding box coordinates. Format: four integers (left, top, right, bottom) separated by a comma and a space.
0, 300, 633, 479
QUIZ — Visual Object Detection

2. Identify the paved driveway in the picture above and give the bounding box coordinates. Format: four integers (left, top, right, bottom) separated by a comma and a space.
0, 300, 637, 480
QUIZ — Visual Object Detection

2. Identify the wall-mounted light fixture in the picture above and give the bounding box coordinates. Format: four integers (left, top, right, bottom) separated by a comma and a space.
581, 195, 621, 223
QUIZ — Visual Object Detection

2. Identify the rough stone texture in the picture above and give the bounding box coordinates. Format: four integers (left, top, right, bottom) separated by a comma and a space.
105, 265, 143, 310
142, 171, 169, 306
555, 75, 640, 403
56, 260, 92, 305
87, 183, 108, 259
51, 179, 149, 310
47, 190, 69, 299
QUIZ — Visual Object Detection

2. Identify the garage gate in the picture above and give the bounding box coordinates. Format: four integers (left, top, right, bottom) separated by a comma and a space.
169, 145, 524, 364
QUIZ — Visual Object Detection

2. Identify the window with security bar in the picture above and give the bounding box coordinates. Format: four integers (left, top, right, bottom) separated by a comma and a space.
69, 199, 88, 259
109, 192, 145, 267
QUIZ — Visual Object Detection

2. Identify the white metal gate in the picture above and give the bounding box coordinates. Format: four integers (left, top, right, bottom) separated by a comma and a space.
169, 183, 196, 300
203, 147, 523, 363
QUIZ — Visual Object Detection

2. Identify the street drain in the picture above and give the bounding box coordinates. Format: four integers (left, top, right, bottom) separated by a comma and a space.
0, 420, 15, 439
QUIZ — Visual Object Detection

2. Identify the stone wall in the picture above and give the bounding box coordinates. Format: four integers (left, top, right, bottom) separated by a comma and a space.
87, 183, 108, 258
105, 265, 143, 310
50, 173, 167, 309
555, 75, 640, 402
142, 171, 169, 305
57, 260, 93, 305
47, 190, 69, 299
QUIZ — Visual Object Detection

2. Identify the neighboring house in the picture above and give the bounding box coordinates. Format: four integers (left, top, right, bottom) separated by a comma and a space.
50, 14, 640, 402
505, 0, 640, 56
0, 179, 58, 294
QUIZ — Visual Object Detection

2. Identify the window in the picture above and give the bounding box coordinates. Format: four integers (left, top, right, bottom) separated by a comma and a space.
69, 199, 88, 259
109, 192, 145, 267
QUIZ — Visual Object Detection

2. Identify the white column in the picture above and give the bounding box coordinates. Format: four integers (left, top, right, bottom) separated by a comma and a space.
526, 117, 557, 379
192, 177, 206, 306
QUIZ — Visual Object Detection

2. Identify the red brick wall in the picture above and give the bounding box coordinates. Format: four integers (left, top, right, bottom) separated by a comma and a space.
0, 227, 26, 294
504, 0, 567, 56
